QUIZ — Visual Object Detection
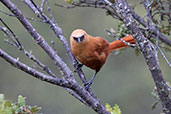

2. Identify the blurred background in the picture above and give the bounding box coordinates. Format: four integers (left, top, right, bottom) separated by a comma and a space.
0, 0, 170, 114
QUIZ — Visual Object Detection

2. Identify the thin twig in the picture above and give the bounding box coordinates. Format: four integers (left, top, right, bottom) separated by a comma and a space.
40, 0, 47, 12
0, 19, 56, 77
0, 26, 18, 47
0, 9, 44, 23
0, 18, 22, 48
142, 0, 155, 30
54, 1, 122, 20
157, 46, 171, 67
154, 7, 170, 68
46, 1, 56, 50
4, 39, 18, 47
130, 6, 171, 46
49, 26, 56, 51
0, 48, 69, 87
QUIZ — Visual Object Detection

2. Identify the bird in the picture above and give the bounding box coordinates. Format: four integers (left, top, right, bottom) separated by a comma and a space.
70, 29, 136, 89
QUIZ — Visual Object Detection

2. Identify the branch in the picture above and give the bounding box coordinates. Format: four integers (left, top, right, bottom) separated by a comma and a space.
0, 20, 88, 105
0, 11, 88, 106
54, 1, 122, 20
40, 0, 47, 12
0, 48, 70, 87
1, 0, 73, 79
113, 0, 171, 113
0, 20, 56, 77
131, 9, 171, 46
0, 9, 44, 23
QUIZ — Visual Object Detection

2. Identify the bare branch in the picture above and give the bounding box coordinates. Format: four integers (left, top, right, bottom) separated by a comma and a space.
142, 0, 155, 28
0, 19, 56, 77
54, 1, 122, 20
0, 48, 96, 108
0, 9, 44, 23
3, 39, 18, 47
0, 18, 22, 48
0, 48, 69, 87
65, 88, 88, 105
142, 0, 171, 68
46, 0, 57, 51
131, 9, 171, 46
40, 0, 47, 12
157, 46, 171, 67
1, 0, 73, 79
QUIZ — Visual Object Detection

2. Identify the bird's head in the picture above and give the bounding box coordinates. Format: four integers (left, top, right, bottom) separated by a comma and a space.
70, 29, 89, 43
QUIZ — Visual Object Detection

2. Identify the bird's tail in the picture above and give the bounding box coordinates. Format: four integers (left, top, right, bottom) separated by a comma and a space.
108, 35, 136, 52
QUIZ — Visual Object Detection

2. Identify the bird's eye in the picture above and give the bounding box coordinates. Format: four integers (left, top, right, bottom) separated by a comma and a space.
73, 37, 78, 41
79, 35, 85, 42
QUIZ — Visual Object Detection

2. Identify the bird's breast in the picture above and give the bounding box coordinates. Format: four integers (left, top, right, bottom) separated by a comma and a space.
71, 38, 109, 71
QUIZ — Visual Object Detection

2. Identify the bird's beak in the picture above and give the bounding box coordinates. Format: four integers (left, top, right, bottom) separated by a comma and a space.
73, 35, 85, 43
77, 37, 81, 43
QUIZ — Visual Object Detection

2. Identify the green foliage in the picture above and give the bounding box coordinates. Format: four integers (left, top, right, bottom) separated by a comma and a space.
135, 48, 141, 56
114, 49, 124, 55
151, 0, 171, 36
159, 43, 171, 52
105, 103, 121, 114
0, 94, 41, 114
167, 82, 171, 87
117, 22, 130, 38
64, 0, 74, 4
151, 87, 160, 110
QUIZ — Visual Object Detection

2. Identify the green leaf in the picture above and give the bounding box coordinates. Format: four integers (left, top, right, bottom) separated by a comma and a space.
105, 103, 113, 112
0, 94, 4, 103
4, 100, 12, 108
113, 104, 121, 114
114, 49, 124, 55
106, 103, 122, 114
135, 48, 140, 56
152, 99, 160, 110
31, 106, 41, 113
0, 94, 41, 114
4, 108, 13, 114
17, 95, 25, 106
65, 0, 73, 4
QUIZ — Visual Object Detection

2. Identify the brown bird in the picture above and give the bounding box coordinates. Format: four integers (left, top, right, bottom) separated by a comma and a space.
70, 29, 136, 89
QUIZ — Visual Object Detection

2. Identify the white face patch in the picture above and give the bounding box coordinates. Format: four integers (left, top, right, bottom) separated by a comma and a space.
72, 33, 84, 38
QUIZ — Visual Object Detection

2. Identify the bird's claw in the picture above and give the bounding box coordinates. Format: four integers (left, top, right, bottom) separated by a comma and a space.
84, 81, 92, 90
74, 63, 83, 72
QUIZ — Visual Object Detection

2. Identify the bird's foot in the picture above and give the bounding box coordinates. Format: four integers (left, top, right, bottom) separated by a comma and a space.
74, 63, 83, 72
84, 80, 93, 90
